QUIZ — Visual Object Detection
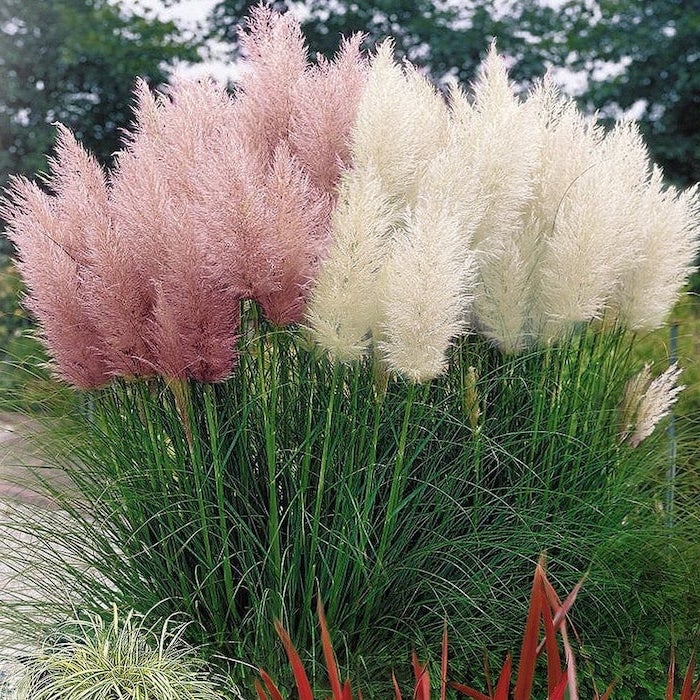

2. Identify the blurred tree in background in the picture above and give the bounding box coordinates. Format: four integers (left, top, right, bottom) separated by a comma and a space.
557, 0, 700, 188
0, 0, 199, 189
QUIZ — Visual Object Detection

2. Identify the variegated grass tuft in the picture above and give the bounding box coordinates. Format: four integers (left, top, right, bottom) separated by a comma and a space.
17, 605, 229, 700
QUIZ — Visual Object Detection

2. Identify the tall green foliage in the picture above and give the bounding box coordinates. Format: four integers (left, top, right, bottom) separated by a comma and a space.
2, 323, 696, 694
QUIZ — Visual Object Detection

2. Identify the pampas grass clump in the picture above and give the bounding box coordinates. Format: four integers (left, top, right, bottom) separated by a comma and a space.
1, 5, 699, 696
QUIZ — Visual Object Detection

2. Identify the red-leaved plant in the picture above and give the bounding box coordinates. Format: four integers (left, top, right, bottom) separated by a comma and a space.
449, 556, 611, 700
667, 649, 700, 700
257, 556, 623, 699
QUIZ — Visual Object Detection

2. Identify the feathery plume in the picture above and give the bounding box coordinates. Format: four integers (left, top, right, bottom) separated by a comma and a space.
620, 363, 684, 448
375, 140, 479, 378
533, 109, 648, 340
451, 46, 542, 352
288, 34, 367, 194
219, 9, 365, 326
306, 42, 462, 373
254, 143, 330, 325
76, 80, 165, 378
306, 167, 396, 361
7, 10, 697, 390
462, 45, 540, 250
472, 235, 536, 353
235, 6, 308, 166
197, 136, 277, 304
147, 213, 241, 382
0, 131, 112, 388
109, 78, 244, 381
5, 7, 363, 386
378, 199, 472, 381
351, 41, 449, 202
613, 170, 700, 330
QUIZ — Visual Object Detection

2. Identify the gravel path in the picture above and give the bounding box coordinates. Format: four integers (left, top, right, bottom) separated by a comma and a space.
0, 414, 62, 698
0, 413, 64, 508
0, 498, 43, 699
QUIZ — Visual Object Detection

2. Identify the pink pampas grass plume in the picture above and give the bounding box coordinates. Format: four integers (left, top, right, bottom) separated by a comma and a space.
109, 78, 243, 382
4, 6, 367, 386
201, 137, 329, 328
1, 129, 112, 388
202, 9, 366, 326
234, 6, 307, 167
147, 210, 241, 383
191, 105, 329, 327
157, 7, 368, 334
288, 33, 367, 194
254, 143, 330, 325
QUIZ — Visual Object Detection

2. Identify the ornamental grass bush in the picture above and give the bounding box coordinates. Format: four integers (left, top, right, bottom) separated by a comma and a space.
0, 6, 698, 696
15, 607, 228, 700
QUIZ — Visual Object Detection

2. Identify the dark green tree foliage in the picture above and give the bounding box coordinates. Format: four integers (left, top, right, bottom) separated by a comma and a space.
207, 0, 553, 87
0, 0, 199, 187
559, 0, 700, 187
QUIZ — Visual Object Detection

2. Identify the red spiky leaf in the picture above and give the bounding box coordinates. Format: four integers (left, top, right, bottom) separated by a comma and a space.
411, 651, 430, 700
275, 619, 314, 700
545, 576, 585, 635
450, 681, 491, 700
493, 654, 512, 700
598, 680, 616, 700
668, 649, 677, 700
255, 679, 270, 700
540, 578, 564, 696
317, 598, 344, 700
560, 620, 579, 700
680, 651, 698, 700
549, 667, 569, 700
440, 622, 448, 700
258, 669, 285, 700
513, 561, 545, 700
392, 671, 403, 700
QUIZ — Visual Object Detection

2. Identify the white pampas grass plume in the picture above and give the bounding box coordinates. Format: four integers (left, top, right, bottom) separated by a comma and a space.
452, 46, 542, 351
312, 40, 699, 371
473, 236, 536, 353
458, 45, 540, 251
520, 83, 656, 342
351, 40, 449, 202
621, 363, 685, 448
614, 170, 700, 329
525, 87, 611, 339
539, 125, 654, 338
308, 42, 453, 367
378, 198, 474, 381
305, 167, 396, 361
